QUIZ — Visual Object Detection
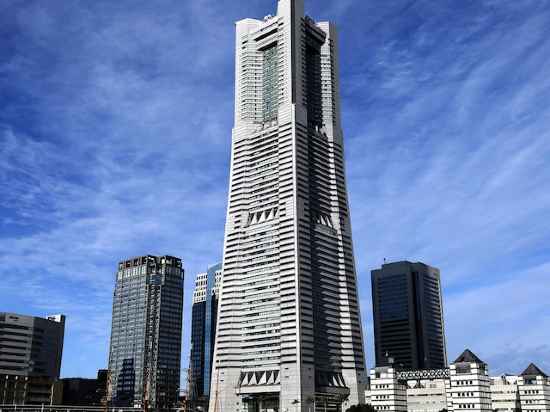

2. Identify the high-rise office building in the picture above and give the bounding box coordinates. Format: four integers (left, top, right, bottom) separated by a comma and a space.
189, 263, 222, 407
209, 1, 367, 410
107, 255, 184, 409
0, 312, 65, 405
371, 261, 447, 370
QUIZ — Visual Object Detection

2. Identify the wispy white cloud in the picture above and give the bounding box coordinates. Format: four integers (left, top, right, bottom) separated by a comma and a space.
342, 0, 550, 369
0, 0, 237, 377
445, 262, 550, 374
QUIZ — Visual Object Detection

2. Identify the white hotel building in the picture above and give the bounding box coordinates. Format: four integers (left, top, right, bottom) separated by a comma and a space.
491, 375, 521, 412
368, 350, 550, 412
518, 364, 550, 412
209, 0, 367, 411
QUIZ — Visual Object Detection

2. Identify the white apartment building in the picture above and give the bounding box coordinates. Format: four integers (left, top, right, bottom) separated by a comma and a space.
491, 375, 521, 412
517, 364, 550, 412
209, 0, 366, 411
368, 351, 549, 412
406, 379, 449, 412
448, 350, 492, 412
370, 367, 407, 412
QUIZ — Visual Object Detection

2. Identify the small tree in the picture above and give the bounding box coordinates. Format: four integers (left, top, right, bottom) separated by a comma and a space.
346, 405, 377, 412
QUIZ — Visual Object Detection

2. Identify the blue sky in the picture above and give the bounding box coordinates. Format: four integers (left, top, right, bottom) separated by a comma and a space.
1, 0, 550, 382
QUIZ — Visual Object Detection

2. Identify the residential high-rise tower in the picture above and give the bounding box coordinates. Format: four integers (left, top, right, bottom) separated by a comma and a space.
189, 263, 222, 407
371, 261, 447, 370
209, 1, 367, 410
107, 255, 184, 409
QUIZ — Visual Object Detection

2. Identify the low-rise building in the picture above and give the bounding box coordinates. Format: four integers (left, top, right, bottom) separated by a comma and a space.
406, 379, 449, 412
491, 375, 520, 412
448, 349, 492, 412
370, 366, 407, 412
517, 363, 550, 412
365, 377, 372, 405
52, 369, 109, 406
369, 350, 550, 412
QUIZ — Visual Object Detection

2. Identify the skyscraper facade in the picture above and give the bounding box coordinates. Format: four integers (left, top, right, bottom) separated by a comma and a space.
107, 255, 184, 409
209, 1, 366, 410
371, 261, 447, 370
189, 263, 222, 406
0, 313, 65, 405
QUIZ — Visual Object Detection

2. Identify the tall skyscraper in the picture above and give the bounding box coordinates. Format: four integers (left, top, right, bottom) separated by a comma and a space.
189, 263, 222, 407
0, 312, 65, 405
209, 1, 367, 410
107, 255, 184, 409
371, 261, 447, 370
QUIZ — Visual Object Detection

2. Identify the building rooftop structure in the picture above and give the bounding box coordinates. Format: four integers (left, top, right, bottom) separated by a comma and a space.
520, 363, 548, 378
454, 349, 485, 365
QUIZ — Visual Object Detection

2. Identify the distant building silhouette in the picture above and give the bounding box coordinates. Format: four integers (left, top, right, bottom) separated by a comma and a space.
52, 369, 108, 406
